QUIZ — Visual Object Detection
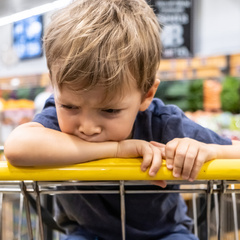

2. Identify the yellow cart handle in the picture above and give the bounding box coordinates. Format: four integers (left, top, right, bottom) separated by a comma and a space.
1, 158, 240, 181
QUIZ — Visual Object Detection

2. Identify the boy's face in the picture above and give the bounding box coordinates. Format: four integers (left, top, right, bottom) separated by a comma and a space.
54, 84, 144, 142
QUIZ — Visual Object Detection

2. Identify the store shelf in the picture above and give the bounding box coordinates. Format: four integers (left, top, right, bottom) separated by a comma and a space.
0, 73, 50, 90
158, 53, 240, 80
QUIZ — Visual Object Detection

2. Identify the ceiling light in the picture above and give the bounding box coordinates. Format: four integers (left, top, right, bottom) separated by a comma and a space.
0, 0, 72, 27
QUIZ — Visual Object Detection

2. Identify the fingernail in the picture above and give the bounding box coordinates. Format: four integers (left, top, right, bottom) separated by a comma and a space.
173, 172, 180, 178
149, 171, 156, 177
167, 164, 173, 169
189, 178, 194, 182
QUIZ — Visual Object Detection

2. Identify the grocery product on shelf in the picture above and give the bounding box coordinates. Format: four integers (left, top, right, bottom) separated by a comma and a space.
185, 111, 240, 140
0, 98, 35, 144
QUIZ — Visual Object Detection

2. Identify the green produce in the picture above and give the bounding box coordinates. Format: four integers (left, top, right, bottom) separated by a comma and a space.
221, 76, 240, 113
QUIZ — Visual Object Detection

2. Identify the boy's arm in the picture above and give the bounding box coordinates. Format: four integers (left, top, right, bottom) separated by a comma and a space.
4, 122, 163, 177
217, 140, 240, 158
4, 122, 118, 166
161, 138, 240, 182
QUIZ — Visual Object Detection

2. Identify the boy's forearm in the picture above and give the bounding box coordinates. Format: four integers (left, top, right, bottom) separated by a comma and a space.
214, 140, 240, 159
4, 123, 118, 166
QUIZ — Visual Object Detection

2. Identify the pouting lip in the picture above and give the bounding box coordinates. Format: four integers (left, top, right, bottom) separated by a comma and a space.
75, 133, 104, 142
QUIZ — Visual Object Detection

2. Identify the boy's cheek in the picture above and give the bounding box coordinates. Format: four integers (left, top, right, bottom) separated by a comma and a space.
58, 120, 75, 135
112, 127, 134, 141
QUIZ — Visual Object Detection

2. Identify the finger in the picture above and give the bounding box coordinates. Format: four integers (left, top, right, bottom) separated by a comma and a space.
141, 144, 154, 172
172, 140, 189, 178
151, 180, 167, 188
181, 145, 198, 180
148, 146, 162, 177
165, 139, 179, 170
189, 149, 207, 181
150, 141, 166, 158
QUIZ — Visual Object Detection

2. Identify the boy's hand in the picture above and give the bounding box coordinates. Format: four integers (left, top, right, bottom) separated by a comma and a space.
116, 140, 166, 187
163, 138, 217, 181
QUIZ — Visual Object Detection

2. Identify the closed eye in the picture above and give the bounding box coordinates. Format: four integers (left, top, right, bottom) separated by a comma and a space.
61, 104, 78, 110
102, 109, 121, 114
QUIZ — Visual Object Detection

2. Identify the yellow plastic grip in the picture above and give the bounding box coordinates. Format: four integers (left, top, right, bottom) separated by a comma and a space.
1, 158, 240, 181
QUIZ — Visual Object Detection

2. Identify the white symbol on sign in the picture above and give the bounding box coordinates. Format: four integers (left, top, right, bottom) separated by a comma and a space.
162, 24, 184, 47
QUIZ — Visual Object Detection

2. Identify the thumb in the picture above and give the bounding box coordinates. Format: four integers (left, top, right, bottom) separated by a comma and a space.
151, 180, 167, 188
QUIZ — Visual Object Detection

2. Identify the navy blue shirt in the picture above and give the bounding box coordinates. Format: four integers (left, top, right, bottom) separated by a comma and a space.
34, 96, 231, 239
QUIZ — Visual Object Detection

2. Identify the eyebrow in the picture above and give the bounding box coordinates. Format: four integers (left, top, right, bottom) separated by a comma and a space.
56, 96, 127, 109
97, 98, 128, 109
55, 97, 79, 106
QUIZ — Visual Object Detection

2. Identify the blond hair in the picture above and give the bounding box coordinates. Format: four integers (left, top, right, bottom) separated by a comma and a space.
44, 0, 161, 96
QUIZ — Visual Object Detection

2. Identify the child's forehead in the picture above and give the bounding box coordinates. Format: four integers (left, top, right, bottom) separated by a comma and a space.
55, 84, 140, 107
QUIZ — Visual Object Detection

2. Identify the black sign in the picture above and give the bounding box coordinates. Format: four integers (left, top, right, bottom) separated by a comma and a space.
149, 0, 193, 59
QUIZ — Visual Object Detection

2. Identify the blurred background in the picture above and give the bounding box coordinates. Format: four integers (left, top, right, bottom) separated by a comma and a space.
0, 0, 240, 153
0, 1, 240, 239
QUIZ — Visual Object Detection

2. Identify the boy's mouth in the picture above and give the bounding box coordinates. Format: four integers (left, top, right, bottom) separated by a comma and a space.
76, 133, 105, 142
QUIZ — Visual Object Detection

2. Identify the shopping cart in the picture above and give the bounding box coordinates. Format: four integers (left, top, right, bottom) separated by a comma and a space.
0, 146, 240, 240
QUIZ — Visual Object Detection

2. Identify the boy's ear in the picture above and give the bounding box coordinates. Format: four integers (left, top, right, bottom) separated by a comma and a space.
139, 79, 160, 111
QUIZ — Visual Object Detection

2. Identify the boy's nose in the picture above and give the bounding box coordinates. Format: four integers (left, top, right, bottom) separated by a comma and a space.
78, 121, 101, 136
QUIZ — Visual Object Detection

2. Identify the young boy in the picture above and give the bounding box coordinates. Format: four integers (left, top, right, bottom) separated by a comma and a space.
4, 0, 240, 239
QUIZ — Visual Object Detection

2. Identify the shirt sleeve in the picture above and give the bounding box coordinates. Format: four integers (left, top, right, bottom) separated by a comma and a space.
33, 94, 61, 131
